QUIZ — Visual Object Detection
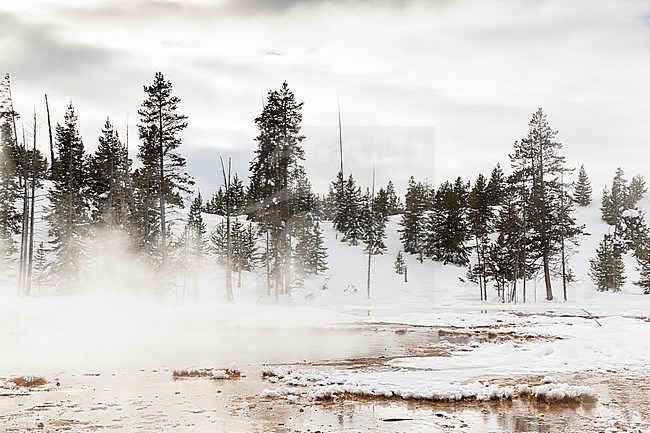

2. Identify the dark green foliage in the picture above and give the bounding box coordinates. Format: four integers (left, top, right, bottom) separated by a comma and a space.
589, 233, 625, 292
601, 168, 627, 226
509, 108, 582, 301
294, 220, 328, 277
88, 118, 133, 230
45, 103, 92, 289
634, 251, 650, 294
485, 233, 515, 300
331, 171, 347, 233
398, 176, 432, 258
204, 173, 247, 216
321, 183, 338, 221
385, 181, 402, 215
134, 72, 193, 265
394, 251, 406, 275
618, 208, 649, 257
574, 164, 592, 206
187, 192, 206, 260
373, 182, 401, 220
204, 188, 225, 215
627, 174, 647, 209
291, 167, 317, 234
494, 184, 528, 281
340, 174, 364, 245
468, 173, 495, 297
426, 177, 471, 266
210, 217, 259, 286
361, 187, 388, 255
248, 81, 305, 294
0, 76, 20, 265
486, 163, 505, 206
600, 170, 648, 259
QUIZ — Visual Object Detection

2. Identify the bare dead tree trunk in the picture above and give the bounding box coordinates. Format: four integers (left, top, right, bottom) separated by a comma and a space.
337, 94, 344, 179
366, 167, 375, 299
124, 114, 137, 236
18, 126, 29, 296
26, 109, 37, 296
45, 94, 54, 178
220, 157, 233, 303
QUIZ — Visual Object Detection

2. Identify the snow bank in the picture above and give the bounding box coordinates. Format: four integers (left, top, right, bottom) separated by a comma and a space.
260, 368, 597, 403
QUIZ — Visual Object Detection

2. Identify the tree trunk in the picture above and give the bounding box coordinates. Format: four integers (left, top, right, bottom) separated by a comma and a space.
158, 112, 166, 267
220, 157, 233, 303
266, 229, 271, 297
26, 111, 37, 297
45, 94, 55, 178
18, 127, 29, 296
366, 167, 375, 299
475, 235, 483, 301
543, 252, 553, 301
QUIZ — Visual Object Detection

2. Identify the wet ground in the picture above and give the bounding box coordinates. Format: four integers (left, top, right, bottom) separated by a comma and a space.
1, 322, 649, 432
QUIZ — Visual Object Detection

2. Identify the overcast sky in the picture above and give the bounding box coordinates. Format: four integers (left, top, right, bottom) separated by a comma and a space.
2, 0, 650, 196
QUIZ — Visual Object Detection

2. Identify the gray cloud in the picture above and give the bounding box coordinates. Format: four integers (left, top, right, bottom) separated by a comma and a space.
0, 11, 117, 83
4, 0, 650, 198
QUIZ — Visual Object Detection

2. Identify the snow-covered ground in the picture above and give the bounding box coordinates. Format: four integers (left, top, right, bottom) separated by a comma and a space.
1, 190, 649, 432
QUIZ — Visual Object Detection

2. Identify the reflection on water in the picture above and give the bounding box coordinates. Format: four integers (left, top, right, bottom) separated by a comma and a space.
0, 371, 608, 433
1, 323, 648, 432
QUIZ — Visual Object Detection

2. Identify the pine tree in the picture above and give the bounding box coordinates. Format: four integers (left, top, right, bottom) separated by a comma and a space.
468, 173, 494, 297
0, 75, 21, 271
88, 118, 132, 230
627, 174, 647, 209
426, 177, 471, 266
394, 251, 406, 275
322, 184, 338, 221
204, 188, 226, 215
574, 164, 592, 206
187, 192, 206, 261
248, 81, 305, 297
399, 176, 431, 258
362, 186, 388, 255
229, 173, 247, 216
229, 217, 246, 288
294, 220, 328, 278
291, 166, 317, 235
509, 108, 581, 301
484, 233, 514, 301
134, 71, 193, 267
589, 233, 625, 292
634, 253, 650, 295
385, 181, 402, 215
341, 174, 364, 245
33, 241, 47, 292
210, 217, 258, 288
492, 182, 528, 302
374, 187, 390, 221
45, 103, 91, 290
601, 168, 627, 226
618, 208, 649, 257
486, 163, 505, 206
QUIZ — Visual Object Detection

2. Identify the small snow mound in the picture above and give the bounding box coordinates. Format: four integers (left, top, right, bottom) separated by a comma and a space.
542, 376, 559, 384
529, 383, 597, 403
